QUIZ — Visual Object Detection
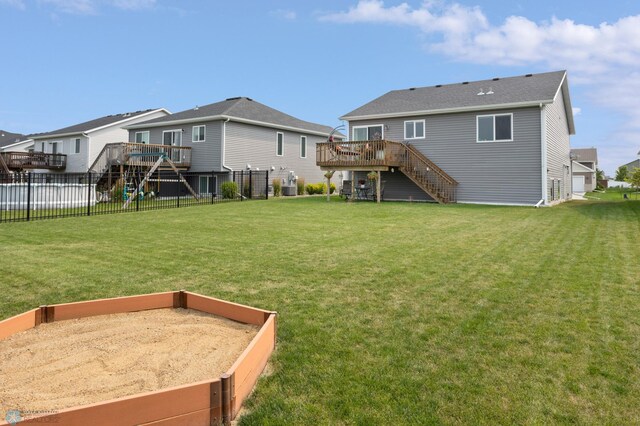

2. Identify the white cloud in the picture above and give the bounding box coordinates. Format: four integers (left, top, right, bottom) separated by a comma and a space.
35, 0, 156, 14
110, 0, 155, 10
270, 9, 297, 20
0, 0, 26, 10
320, 1, 640, 174
38, 0, 96, 14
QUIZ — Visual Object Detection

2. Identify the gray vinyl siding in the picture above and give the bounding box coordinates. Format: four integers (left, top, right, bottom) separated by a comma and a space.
225, 121, 327, 184
128, 120, 223, 172
353, 171, 434, 201
350, 107, 542, 205
545, 89, 572, 201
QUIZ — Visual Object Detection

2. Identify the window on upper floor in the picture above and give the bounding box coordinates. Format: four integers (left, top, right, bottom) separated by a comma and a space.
192, 125, 206, 143
300, 136, 307, 158
404, 120, 425, 140
276, 132, 284, 156
74, 138, 81, 154
135, 131, 150, 144
477, 113, 512, 142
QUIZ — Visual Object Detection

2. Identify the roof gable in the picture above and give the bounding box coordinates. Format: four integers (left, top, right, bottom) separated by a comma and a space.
342, 71, 569, 121
32, 109, 168, 139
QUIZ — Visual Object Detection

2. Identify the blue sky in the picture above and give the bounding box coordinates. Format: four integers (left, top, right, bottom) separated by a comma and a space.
2, 0, 639, 174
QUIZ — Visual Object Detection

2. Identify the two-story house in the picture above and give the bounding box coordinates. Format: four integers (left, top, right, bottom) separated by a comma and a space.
317, 70, 575, 206
570, 148, 598, 192
125, 97, 341, 190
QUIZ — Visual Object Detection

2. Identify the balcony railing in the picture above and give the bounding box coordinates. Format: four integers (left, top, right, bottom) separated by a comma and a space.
0, 152, 67, 170
89, 143, 192, 174
316, 140, 406, 169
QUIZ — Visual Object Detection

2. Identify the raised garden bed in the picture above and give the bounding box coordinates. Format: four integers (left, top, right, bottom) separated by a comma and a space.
0, 291, 276, 426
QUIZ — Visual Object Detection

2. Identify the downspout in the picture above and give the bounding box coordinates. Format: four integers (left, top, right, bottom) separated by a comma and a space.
221, 118, 232, 171
82, 132, 90, 172
540, 103, 548, 205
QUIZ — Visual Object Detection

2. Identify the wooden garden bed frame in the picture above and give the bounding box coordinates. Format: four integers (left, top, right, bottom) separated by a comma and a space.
0, 291, 277, 426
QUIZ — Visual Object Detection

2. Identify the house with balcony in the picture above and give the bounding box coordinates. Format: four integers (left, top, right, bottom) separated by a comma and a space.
125, 97, 341, 195
570, 148, 598, 192
317, 70, 575, 206
15, 108, 170, 174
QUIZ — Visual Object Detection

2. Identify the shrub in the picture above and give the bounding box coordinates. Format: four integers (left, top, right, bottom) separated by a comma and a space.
304, 182, 336, 195
297, 177, 305, 195
329, 183, 336, 194
221, 181, 238, 199
272, 178, 282, 197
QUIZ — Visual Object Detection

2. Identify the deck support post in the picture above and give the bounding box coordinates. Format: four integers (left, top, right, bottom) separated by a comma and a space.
350, 174, 355, 203
377, 171, 381, 203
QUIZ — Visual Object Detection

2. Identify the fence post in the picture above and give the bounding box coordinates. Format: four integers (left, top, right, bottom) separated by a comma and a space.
240, 172, 244, 202
26, 172, 32, 222
211, 171, 215, 204
265, 171, 269, 200
177, 178, 181, 208
249, 170, 252, 200
86, 172, 92, 216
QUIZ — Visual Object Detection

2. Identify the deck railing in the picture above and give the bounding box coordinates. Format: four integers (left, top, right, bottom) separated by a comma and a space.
316, 139, 458, 203
316, 140, 406, 168
0, 152, 67, 170
89, 142, 192, 174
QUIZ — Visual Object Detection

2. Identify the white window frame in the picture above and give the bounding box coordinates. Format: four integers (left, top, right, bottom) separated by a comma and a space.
404, 120, 425, 140
73, 138, 81, 154
352, 124, 384, 141
198, 175, 216, 196
276, 132, 284, 156
300, 136, 307, 158
135, 131, 150, 144
192, 125, 206, 143
476, 113, 513, 143
162, 129, 183, 162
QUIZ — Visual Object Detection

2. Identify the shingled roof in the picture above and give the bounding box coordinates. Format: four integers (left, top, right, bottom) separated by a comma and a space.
128, 97, 338, 137
32, 109, 167, 139
342, 70, 574, 134
0, 130, 26, 148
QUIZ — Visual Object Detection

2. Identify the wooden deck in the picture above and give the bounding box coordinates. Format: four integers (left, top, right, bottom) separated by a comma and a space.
0, 152, 67, 171
89, 143, 192, 174
316, 140, 405, 171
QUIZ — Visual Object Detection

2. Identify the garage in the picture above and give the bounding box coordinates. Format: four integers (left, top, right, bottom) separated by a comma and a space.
573, 175, 585, 192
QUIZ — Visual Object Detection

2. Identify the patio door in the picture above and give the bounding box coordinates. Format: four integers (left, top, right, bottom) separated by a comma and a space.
163, 130, 182, 162
352, 125, 383, 141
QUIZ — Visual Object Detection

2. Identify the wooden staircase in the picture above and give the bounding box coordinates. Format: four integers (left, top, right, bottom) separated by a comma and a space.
399, 144, 458, 203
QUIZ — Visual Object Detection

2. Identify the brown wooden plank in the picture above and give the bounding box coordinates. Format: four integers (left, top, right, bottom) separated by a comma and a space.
184, 292, 273, 326
0, 308, 37, 340
27, 380, 219, 426
52, 292, 176, 321
226, 314, 276, 418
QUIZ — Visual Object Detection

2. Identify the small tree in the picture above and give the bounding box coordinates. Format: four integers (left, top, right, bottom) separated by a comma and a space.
627, 168, 640, 199
615, 165, 629, 182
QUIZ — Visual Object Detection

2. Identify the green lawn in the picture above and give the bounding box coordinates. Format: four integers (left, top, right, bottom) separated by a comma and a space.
1, 197, 639, 424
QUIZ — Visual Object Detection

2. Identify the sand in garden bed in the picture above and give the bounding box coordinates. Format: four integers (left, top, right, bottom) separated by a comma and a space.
0, 308, 259, 413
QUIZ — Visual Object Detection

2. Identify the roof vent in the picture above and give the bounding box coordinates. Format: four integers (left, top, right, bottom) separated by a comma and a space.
122, 113, 131, 117
194, 105, 199, 110
525, 73, 533, 77
435, 84, 442, 88
246, 97, 253, 101
477, 89, 485, 96
492, 77, 500, 81
226, 97, 241, 101
486, 87, 494, 95
462, 82, 469, 85
409, 88, 416, 91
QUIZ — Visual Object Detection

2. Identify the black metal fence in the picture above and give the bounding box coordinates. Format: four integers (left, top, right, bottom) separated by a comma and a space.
0, 170, 269, 223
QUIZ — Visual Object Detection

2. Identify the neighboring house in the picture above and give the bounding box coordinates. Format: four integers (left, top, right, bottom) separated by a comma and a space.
621, 151, 640, 174
318, 70, 574, 206
29, 109, 169, 173
0, 131, 33, 153
125, 97, 341, 188
0, 130, 25, 149
570, 148, 598, 192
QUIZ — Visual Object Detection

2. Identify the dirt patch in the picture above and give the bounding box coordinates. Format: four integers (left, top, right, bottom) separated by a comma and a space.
0, 308, 259, 412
